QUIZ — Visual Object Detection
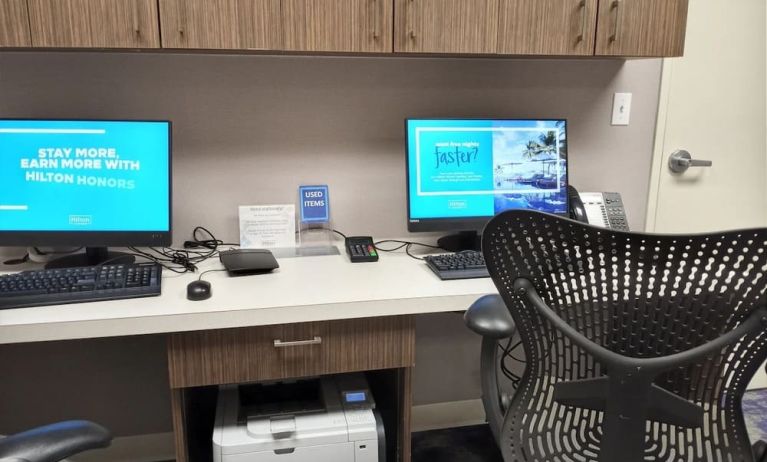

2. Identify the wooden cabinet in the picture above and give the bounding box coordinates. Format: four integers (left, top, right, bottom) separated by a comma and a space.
282, 0, 392, 53
4, 0, 690, 57
498, 0, 598, 56
159, 0, 281, 50
27, 0, 159, 48
0, 0, 31, 47
394, 0, 500, 54
168, 316, 416, 462
167, 316, 415, 388
595, 0, 688, 57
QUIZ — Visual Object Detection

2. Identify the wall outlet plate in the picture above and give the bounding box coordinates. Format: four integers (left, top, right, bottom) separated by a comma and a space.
612, 92, 632, 126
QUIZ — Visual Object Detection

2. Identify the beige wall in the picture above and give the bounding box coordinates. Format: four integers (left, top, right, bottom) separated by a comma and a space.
0, 52, 662, 436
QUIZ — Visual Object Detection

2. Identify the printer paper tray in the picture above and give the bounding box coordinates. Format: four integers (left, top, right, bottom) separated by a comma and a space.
220, 441, 355, 462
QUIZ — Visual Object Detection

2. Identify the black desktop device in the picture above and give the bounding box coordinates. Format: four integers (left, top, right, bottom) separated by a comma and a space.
0, 119, 172, 268
219, 249, 279, 275
405, 118, 569, 279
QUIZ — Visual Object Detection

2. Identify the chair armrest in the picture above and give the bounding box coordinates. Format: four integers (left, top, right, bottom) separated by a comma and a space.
464, 294, 515, 339
513, 278, 767, 373
0, 421, 111, 462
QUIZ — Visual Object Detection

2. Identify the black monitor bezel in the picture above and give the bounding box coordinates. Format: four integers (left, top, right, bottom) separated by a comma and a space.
405, 118, 569, 233
0, 118, 173, 247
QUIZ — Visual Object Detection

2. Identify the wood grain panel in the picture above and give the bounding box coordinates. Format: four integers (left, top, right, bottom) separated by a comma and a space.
282, 0, 392, 53
595, 0, 688, 57
27, 0, 159, 48
398, 368, 413, 462
0, 0, 31, 47
169, 389, 188, 462
498, 0, 598, 56
394, 0, 500, 53
159, 0, 281, 50
167, 316, 416, 388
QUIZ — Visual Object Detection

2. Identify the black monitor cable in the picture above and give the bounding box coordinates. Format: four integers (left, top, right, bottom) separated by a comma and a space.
3, 253, 29, 265
373, 240, 442, 260
296, 227, 348, 240
127, 226, 238, 274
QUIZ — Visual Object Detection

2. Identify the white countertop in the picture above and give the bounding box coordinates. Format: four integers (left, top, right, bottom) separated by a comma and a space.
0, 248, 496, 344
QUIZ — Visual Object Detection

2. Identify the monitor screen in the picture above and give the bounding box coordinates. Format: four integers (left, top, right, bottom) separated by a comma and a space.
0, 119, 171, 245
406, 119, 569, 232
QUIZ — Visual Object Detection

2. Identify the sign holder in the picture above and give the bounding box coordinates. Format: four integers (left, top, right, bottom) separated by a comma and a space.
294, 184, 339, 257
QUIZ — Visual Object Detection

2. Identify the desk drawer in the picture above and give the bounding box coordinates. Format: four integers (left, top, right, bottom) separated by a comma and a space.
167, 316, 415, 388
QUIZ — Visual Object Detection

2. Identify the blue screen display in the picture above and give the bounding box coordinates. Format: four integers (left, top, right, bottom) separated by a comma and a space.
344, 392, 367, 403
407, 119, 568, 221
0, 120, 170, 232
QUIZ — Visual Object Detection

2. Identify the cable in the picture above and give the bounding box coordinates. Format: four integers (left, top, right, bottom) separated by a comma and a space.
127, 226, 237, 274
198, 268, 228, 281
3, 253, 29, 265
297, 227, 347, 240
183, 226, 238, 250
374, 240, 442, 261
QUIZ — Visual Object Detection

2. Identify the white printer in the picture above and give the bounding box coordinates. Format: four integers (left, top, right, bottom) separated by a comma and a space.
213, 374, 385, 462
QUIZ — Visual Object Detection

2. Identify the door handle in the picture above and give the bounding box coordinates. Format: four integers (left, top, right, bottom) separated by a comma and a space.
668, 150, 713, 173
273, 336, 322, 348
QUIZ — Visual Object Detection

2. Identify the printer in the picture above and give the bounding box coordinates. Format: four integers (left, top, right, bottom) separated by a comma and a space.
213, 374, 385, 462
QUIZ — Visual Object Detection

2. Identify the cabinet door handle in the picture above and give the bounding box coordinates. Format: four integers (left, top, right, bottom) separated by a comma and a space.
577, 0, 587, 42
407, 0, 416, 41
273, 336, 322, 348
609, 0, 621, 42
371, 0, 380, 41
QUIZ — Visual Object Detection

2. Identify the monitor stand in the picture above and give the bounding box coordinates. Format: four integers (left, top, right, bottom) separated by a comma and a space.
44, 247, 136, 269
437, 231, 481, 253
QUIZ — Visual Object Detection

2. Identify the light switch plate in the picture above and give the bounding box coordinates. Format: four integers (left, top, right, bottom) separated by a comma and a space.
612, 92, 632, 126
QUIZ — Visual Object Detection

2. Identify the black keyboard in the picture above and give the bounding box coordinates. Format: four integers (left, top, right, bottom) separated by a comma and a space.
424, 251, 490, 280
0, 262, 162, 309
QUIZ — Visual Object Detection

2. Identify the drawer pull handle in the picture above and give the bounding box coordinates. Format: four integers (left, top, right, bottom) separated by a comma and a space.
273, 336, 322, 348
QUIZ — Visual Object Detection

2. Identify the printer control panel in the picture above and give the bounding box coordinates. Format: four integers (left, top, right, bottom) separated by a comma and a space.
343, 390, 373, 409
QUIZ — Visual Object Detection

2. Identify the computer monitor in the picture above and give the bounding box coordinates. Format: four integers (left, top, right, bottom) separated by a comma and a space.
406, 118, 568, 251
0, 119, 172, 267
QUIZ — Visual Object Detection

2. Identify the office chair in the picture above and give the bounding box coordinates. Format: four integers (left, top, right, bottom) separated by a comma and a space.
465, 210, 767, 462
0, 420, 111, 462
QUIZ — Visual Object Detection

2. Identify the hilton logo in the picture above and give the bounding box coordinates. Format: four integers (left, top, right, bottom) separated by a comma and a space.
69, 215, 92, 226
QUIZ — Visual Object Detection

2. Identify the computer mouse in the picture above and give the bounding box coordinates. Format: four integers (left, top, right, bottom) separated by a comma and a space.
186, 280, 212, 301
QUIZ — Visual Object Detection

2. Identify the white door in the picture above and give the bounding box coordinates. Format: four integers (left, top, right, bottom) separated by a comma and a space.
646, 0, 767, 387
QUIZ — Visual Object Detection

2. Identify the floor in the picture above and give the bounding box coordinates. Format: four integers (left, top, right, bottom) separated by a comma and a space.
412, 425, 502, 462
412, 389, 767, 462
745, 388, 767, 443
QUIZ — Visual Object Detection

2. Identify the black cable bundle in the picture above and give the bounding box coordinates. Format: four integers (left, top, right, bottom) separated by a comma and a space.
128, 226, 238, 273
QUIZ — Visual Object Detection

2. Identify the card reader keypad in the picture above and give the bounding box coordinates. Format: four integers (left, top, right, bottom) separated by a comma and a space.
345, 237, 379, 263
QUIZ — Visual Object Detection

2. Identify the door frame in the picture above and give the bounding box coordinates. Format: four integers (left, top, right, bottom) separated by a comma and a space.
644, 59, 674, 233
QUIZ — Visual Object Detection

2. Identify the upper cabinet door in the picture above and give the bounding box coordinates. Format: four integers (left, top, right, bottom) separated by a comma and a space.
0, 0, 31, 47
282, 0, 392, 53
595, 0, 688, 57
159, 0, 281, 50
394, 0, 500, 54
27, 0, 160, 48
498, 0, 598, 55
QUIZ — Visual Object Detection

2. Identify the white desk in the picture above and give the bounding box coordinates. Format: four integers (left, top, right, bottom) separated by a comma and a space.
0, 249, 496, 344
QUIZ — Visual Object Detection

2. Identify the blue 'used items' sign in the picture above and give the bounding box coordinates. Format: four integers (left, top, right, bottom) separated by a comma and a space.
299, 185, 330, 224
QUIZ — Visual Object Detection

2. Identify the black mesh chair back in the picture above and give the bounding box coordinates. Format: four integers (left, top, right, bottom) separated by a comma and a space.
482, 210, 767, 462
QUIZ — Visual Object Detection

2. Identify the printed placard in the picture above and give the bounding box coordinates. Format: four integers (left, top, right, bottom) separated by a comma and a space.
298, 185, 330, 224
239, 204, 296, 249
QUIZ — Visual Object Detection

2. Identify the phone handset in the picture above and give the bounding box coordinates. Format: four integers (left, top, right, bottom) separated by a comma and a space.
568, 186, 630, 231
